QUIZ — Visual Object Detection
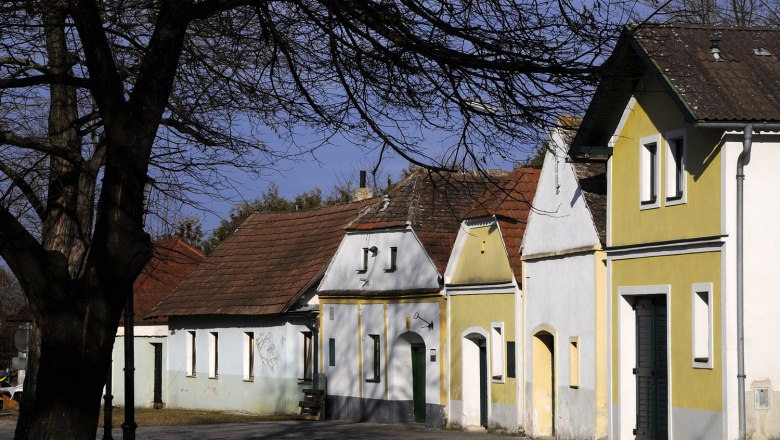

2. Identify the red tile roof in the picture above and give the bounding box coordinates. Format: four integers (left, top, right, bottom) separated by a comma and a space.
462, 167, 541, 282
351, 169, 511, 273
132, 238, 205, 324
150, 199, 377, 317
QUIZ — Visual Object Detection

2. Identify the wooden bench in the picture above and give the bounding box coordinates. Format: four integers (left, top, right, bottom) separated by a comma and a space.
298, 389, 325, 421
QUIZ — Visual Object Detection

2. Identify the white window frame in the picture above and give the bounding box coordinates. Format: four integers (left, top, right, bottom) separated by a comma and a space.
243, 332, 254, 381
491, 322, 505, 382
208, 331, 218, 378
186, 331, 196, 377
639, 134, 661, 209
665, 129, 687, 206
692, 282, 713, 369
365, 334, 381, 382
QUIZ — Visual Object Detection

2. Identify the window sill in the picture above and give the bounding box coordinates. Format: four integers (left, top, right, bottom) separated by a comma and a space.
365, 378, 381, 383
208, 376, 219, 380
356, 269, 367, 274
186, 374, 196, 378
640, 199, 660, 210
298, 378, 313, 384
384, 268, 396, 273
243, 378, 254, 382
665, 196, 686, 206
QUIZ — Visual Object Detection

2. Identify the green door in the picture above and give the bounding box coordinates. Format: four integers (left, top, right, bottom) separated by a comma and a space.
411, 344, 426, 423
479, 344, 488, 428
634, 296, 668, 440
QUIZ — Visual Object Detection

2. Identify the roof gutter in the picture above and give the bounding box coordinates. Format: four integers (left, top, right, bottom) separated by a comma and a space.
696, 121, 780, 440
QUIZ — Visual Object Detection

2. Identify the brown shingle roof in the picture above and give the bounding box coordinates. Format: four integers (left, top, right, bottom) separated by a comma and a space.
571, 162, 607, 246
133, 238, 205, 324
633, 24, 780, 122
462, 167, 541, 282
573, 24, 780, 154
150, 199, 377, 317
351, 169, 510, 273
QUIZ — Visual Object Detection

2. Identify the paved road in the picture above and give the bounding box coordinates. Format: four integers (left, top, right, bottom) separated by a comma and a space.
0, 420, 530, 439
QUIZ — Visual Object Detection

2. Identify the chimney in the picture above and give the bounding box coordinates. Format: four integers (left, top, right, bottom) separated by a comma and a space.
351, 170, 373, 202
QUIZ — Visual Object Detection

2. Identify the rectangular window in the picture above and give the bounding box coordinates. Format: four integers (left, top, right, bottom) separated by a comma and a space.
506, 341, 516, 378
186, 331, 196, 377
386, 247, 397, 271
302, 331, 313, 381
692, 283, 713, 367
208, 332, 218, 378
366, 334, 381, 382
243, 332, 254, 381
491, 322, 504, 381
666, 134, 686, 203
569, 337, 580, 388
359, 248, 369, 271
640, 139, 659, 206
328, 338, 336, 367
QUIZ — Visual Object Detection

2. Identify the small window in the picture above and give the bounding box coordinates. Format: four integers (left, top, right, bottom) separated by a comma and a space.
386, 247, 397, 271
208, 332, 218, 378
692, 283, 713, 367
359, 248, 369, 271
366, 334, 381, 382
641, 139, 659, 206
186, 331, 196, 377
666, 134, 686, 203
243, 332, 254, 381
328, 338, 336, 367
329, 306, 334, 321
569, 337, 580, 388
506, 341, 516, 378
302, 331, 313, 381
491, 323, 504, 381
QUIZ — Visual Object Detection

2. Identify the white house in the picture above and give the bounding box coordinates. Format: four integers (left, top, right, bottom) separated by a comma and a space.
149, 198, 376, 414
521, 125, 608, 439
317, 170, 507, 427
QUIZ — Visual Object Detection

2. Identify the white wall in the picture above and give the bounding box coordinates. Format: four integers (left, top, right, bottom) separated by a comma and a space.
524, 254, 598, 439
165, 315, 310, 414
318, 229, 441, 293
722, 134, 780, 440
321, 300, 442, 405
522, 140, 601, 257
111, 326, 167, 408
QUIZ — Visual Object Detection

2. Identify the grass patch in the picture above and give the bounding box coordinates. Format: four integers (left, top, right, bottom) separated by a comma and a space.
99, 407, 294, 427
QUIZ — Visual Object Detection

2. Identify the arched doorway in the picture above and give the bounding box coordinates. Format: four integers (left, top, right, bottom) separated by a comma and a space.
462, 332, 488, 428
532, 330, 555, 437
390, 332, 426, 423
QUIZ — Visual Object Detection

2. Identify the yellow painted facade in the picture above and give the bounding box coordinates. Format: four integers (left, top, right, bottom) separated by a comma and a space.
611, 251, 722, 411
593, 250, 608, 437
449, 225, 514, 285
449, 293, 517, 405
610, 77, 723, 246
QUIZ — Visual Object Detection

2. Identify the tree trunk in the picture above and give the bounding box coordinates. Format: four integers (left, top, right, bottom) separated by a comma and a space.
15, 280, 127, 440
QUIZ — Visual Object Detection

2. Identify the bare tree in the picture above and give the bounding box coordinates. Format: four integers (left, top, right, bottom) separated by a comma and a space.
624, 0, 780, 25
0, 0, 622, 437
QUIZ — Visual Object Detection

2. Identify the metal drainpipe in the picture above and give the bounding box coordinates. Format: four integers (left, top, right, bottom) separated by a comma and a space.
736, 123, 752, 440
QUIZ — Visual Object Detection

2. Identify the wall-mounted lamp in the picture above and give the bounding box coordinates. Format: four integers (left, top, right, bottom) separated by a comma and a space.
368, 246, 379, 255
413, 312, 434, 331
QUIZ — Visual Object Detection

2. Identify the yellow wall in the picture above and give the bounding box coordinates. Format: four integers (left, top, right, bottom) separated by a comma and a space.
450, 225, 513, 285
610, 77, 723, 246
611, 251, 722, 411
449, 293, 516, 405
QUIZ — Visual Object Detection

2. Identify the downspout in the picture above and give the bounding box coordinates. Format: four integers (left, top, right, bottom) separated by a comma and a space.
736, 124, 752, 440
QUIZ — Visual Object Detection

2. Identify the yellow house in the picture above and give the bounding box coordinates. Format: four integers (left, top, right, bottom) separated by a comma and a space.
317, 169, 512, 427
572, 24, 780, 439
444, 168, 539, 432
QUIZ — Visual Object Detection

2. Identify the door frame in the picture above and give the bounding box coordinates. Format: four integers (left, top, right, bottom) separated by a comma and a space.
461, 327, 490, 429
617, 285, 672, 440
411, 343, 426, 423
